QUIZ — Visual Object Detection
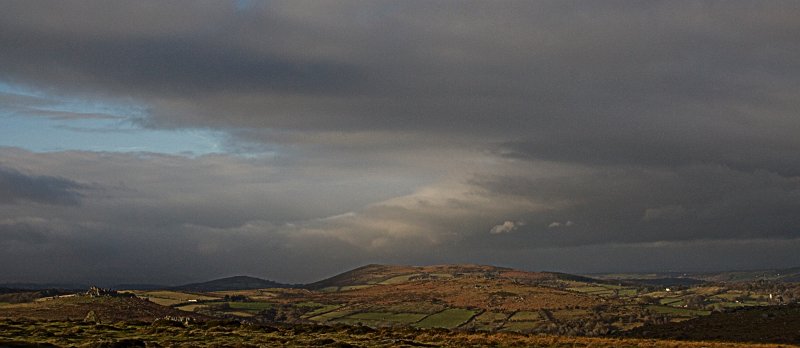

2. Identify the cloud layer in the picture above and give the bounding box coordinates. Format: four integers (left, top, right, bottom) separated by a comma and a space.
1, 1, 799, 284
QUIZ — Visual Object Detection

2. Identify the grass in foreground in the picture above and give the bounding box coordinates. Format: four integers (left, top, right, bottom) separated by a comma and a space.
0, 319, 790, 348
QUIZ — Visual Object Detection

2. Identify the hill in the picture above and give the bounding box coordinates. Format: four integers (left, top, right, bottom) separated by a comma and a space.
591, 266, 800, 284
173, 275, 289, 292
694, 267, 800, 283
305, 263, 562, 290
624, 304, 800, 344
3, 263, 800, 345
620, 277, 706, 287
0, 295, 208, 323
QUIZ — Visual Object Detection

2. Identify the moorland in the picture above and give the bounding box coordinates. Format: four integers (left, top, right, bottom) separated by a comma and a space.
2, 264, 800, 347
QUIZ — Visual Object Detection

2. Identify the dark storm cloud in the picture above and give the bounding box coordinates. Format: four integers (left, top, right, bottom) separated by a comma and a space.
1, 1, 800, 283
0, 32, 365, 98
470, 164, 800, 247
0, 219, 49, 244
2, 1, 798, 146
0, 165, 85, 205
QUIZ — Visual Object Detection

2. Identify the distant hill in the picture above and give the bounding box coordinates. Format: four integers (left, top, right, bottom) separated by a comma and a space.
303, 263, 589, 290
0, 295, 209, 322
692, 267, 800, 283
172, 275, 290, 292
548, 272, 608, 284
590, 266, 800, 285
620, 277, 706, 287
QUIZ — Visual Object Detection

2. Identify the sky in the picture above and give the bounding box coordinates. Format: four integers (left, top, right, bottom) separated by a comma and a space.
1, 1, 800, 285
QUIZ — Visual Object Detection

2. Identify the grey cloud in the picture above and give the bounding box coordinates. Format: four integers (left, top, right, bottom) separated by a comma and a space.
1, 2, 800, 283
0, 218, 49, 244
1, 1, 798, 178
643, 205, 687, 222
0, 30, 365, 99
0, 165, 85, 205
1, 148, 799, 284
461, 238, 800, 275
472, 164, 800, 247
0, 2, 793, 126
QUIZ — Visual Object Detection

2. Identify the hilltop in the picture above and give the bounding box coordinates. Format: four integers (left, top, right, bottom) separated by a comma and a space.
172, 275, 290, 292
0, 295, 207, 323
305, 263, 600, 290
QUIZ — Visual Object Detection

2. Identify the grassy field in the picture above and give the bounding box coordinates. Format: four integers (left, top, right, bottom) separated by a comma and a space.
302, 304, 342, 318
132, 290, 219, 306
501, 320, 545, 332
551, 308, 591, 320
227, 301, 273, 311
0, 319, 784, 348
468, 311, 508, 330
378, 274, 419, 285
647, 305, 711, 317
346, 312, 427, 323
659, 297, 684, 306
175, 304, 206, 312
414, 309, 477, 329
566, 283, 639, 297
308, 309, 356, 322
509, 311, 540, 321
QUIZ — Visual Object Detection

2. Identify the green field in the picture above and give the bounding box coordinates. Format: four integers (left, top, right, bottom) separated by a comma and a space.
552, 308, 591, 320
303, 304, 342, 318
567, 286, 614, 296
414, 309, 476, 329
659, 297, 684, 306
332, 311, 428, 326
501, 320, 544, 332
647, 305, 710, 317
135, 290, 218, 307
227, 301, 273, 312
470, 311, 508, 330
175, 304, 206, 312
381, 302, 446, 314
712, 292, 742, 300
509, 311, 540, 321
308, 309, 356, 322
378, 274, 419, 285
348, 312, 426, 323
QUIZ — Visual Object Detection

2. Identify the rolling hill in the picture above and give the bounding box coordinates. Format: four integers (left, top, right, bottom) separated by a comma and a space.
305, 263, 568, 290
624, 304, 800, 344
3, 263, 800, 346
172, 275, 290, 292
0, 295, 208, 323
